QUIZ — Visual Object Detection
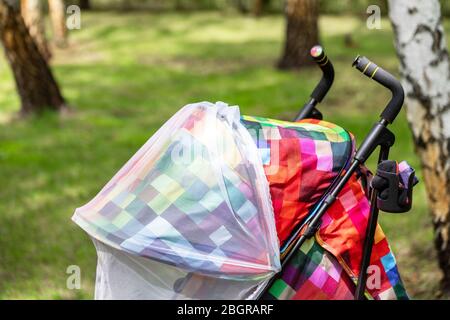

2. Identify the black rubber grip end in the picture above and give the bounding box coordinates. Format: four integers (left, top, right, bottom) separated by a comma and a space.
310, 45, 334, 103
352, 55, 405, 124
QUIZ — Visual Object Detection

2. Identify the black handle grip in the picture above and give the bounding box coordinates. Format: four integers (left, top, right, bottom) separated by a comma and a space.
310, 45, 334, 103
352, 55, 404, 124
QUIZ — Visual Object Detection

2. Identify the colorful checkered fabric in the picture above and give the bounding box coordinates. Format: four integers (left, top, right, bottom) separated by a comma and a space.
240, 116, 353, 245
242, 116, 408, 300
73, 103, 280, 280
264, 238, 355, 300
317, 169, 409, 299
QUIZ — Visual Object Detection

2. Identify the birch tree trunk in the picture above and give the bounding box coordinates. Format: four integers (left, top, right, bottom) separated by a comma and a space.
48, 0, 67, 48
389, 0, 450, 295
278, 0, 319, 70
0, 0, 66, 114
21, 0, 51, 60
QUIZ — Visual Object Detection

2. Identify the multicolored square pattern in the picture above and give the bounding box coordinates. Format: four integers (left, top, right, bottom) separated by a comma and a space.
241, 116, 408, 300
74, 104, 280, 280
240, 116, 353, 245
264, 238, 355, 300
317, 171, 408, 299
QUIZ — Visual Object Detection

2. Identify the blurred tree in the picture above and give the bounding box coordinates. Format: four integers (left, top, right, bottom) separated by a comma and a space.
251, 0, 271, 16
389, 0, 450, 295
233, 0, 249, 14
252, 0, 262, 16
0, 0, 66, 114
21, 0, 51, 61
278, 0, 319, 70
174, 0, 186, 11
48, 0, 67, 47
121, 0, 133, 11
79, 0, 91, 10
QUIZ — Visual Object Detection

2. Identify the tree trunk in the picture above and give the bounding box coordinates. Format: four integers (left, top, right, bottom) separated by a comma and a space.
252, 0, 263, 16
48, 0, 67, 48
21, 0, 51, 60
174, 0, 185, 11
121, 0, 133, 11
278, 0, 319, 70
0, 0, 66, 114
79, 0, 90, 10
389, 0, 450, 295
234, 0, 249, 14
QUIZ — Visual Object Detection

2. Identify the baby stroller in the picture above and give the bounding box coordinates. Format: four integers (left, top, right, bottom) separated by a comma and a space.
72, 47, 417, 300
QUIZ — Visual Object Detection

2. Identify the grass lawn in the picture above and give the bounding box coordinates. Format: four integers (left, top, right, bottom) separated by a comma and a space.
0, 11, 448, 299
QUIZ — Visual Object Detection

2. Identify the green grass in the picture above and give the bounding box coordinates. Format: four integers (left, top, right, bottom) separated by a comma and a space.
0, 12, 447, 299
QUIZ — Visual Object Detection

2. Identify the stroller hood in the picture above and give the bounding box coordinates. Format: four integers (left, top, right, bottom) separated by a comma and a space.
73, 102, 281, 282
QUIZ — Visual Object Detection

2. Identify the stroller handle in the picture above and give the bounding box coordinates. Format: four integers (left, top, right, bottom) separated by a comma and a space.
352, 55, 404, 124
310, 45, 335, 103
294, 46, 334, 121
259, 56, 405, 300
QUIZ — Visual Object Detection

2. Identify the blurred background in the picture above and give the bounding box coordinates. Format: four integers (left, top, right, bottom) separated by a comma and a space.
0, 0, 449, 299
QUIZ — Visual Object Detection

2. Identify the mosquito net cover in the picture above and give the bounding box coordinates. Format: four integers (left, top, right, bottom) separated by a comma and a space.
73, 102, 281, 299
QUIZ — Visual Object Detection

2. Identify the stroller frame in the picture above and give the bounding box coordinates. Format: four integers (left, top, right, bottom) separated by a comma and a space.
257, 47, 405, 300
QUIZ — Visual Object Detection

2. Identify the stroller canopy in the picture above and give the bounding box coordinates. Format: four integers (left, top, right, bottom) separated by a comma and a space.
73, 102, 281, 298
240, 115, 353, 246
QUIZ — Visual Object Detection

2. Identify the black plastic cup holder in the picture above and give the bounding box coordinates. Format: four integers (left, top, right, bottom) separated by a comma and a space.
371, 160, 416, 213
